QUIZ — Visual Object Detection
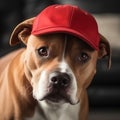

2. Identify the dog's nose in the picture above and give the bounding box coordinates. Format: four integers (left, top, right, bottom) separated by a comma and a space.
50, 73, 71, 88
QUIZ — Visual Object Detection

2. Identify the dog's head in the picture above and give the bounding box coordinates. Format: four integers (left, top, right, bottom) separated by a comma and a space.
9, 5, 111, 105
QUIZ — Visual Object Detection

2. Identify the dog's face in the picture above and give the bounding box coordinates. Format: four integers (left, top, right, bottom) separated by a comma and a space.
23, 33, 99, 105
10, 18, 111, 105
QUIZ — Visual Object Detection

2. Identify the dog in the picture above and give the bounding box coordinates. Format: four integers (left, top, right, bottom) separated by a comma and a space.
0, 4, 111, 120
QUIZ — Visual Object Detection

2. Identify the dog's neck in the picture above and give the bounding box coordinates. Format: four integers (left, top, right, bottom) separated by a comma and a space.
27, 100, 80, 120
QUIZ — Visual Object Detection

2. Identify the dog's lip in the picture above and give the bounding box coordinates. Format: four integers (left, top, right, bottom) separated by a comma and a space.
39, 90, 71, 104
44, 93, 64, 103
46, 93, 70, 103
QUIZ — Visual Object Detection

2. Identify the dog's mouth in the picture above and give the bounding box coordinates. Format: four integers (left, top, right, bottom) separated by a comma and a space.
39, 88, 72, 104
44, 92, 70, 103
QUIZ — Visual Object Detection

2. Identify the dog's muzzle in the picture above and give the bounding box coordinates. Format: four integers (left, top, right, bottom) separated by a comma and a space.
42, 72, 72, 103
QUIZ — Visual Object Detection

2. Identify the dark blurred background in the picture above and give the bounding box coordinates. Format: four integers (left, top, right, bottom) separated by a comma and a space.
0, 0, 120, 120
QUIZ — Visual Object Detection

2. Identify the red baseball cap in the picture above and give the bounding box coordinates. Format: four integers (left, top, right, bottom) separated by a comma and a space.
31, 4, 100, 50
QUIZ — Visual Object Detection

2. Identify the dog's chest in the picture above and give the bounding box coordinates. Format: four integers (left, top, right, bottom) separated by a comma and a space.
25, 102, 80, 120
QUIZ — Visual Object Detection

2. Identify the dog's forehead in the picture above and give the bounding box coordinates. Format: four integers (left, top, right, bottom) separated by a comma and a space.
31, 33, 94, 51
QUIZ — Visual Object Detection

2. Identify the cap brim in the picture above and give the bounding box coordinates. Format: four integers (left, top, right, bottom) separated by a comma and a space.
31, 27, 99, 50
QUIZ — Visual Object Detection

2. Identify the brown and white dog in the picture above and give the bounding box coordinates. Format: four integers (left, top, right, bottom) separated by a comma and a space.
0, 5, 111, 120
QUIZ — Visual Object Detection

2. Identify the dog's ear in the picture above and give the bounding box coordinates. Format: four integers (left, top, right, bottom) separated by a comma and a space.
10, 17, 35, 46
98, 34, 111, 69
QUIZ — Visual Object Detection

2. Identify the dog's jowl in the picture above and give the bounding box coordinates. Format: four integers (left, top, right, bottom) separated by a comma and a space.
0, 4, 111, 120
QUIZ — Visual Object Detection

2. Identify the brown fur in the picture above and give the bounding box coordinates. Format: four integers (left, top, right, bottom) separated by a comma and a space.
0, 18, 111, 120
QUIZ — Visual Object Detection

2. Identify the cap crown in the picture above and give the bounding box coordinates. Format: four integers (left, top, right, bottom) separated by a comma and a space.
32, 4, 100, 50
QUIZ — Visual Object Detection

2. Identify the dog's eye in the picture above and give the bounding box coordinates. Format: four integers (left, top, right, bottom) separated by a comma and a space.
78, 52, 89, 63
38, 46, 48, 57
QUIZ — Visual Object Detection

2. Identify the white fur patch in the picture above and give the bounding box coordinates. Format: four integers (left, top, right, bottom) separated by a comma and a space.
25, 101, 80, 120
33, 70, 48, 100
59, 61, 78, 104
